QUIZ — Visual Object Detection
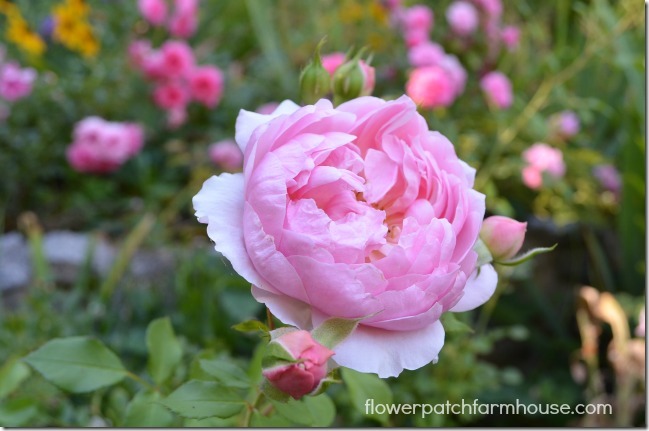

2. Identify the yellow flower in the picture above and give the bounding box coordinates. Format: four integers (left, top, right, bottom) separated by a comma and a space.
20, 33, 46, 56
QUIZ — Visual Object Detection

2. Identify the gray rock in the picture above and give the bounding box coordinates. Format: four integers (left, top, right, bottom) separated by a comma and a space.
0, 232, 31, 291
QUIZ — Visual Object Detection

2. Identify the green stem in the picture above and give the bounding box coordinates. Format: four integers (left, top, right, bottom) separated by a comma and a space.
126, 371, 157, 392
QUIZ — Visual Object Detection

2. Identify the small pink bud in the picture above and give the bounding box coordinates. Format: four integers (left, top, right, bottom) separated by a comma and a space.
209, 139, 243, 171
480, 216, 527, 260
262, 330, 334, 400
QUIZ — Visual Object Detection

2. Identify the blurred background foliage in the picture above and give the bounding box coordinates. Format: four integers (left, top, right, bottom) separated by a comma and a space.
0, 0, 645, 427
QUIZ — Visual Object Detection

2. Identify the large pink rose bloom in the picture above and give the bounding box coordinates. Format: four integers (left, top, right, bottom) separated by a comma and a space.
193, 97, 497, 377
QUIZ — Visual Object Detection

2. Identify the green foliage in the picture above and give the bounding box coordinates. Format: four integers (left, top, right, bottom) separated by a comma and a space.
146, 317, 183, 386
161, 380, 246, 419
23, 337, 127, 393
341, 367, 393, 425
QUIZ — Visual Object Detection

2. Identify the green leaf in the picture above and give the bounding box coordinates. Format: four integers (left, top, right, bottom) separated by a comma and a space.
124, 390, 175, 427
199, 359, 251, 389
441, 313, 474, 334
250, 410, 294, 427
341, 367, 392, 425
0, 357, 31, 399
23, 337, 127, 393
146, 317, 183, 385
161, 380, 246, 419
474, 238, 494, 267
495, 244, 558, 266
311, 317, 360, 349
0, 398, 38, 427
261, 341, 297, 369
232, 319, 270, 342
272, 394, 336, 426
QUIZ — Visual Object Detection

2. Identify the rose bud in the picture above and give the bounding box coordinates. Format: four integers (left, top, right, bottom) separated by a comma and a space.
332, 59, 366, 102
299, 43, 331, 105
480, 216, 527, 261
262, 330, 334, 400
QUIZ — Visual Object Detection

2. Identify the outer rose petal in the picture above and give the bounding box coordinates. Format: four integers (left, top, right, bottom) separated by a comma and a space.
192, 174, 264, 287
251, 284, 313, 329
235, 100, 301, 152
332, 320, 445, 378
450, 264, 497, 312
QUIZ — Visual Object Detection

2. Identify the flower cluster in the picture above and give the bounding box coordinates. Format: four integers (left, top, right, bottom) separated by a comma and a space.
0, 48, 37, 121
138, 0, 199, 39
0, 0, 46, 57
66, 117, 144, 174
521, 143, 566, 189
129, 39, 224, 128
384, 0, 518, 110
51, 0, 99, 58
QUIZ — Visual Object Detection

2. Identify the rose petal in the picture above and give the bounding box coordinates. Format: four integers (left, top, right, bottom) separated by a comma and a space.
192, 173, 264, 287
450, 264, 498, 312
235, 100, 301, 152
332, 320, 445, 378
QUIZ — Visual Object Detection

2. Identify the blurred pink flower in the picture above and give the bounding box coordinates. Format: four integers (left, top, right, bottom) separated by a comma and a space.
321, 52, 346, 76
67, 117, 144, 174
402, 5, 434, 32
636, 308, 645, 338
406, 66, 456, 109
480, 71, 512, 109
160, 40, 195, 79
138, 0, 167, 26
550, 110, 580, 138
209, 139, 243, 171
501, 25, 521, 51
256, 102, 279, 115
403, 27, 430, 47
168, 0, 199, 38
128, 39, 152, 69
593, 164, 622, 195
166, 106, 187, 129
522, 143, 565, 189
189, 65, 224, 108
407, 41, 445, 67
473, 0, 502, 19
141, 51, 166, 80
446, 1, 479, 36
153, 80, 190, 110
0, 63, 37, 102
438, 54, 467, 97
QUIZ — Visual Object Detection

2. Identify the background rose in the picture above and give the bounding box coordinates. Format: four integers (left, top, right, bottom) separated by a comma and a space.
194, 96, 497, 377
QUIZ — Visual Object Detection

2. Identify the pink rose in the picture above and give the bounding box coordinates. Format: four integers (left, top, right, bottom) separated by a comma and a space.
446, 1, 479, 36
321, 52, 346, 76
153, 80, 190, 110
138, 0, 168, 26
593, 164, 621, 195
407, 41, 445, 67
0, 63, 37, 102
501, 25, 520, 51
189, 65, 224, 108
262, 330, 334, 400
209, 139, 243, 172
402, 5, 434, 33
168, 0, 198, 38
256, 102, 280, 115
522, 143, 565, 189
193, 96, 497, 377
406, 66, 457, 109
141, 51, 166, 80
403, 27, 430, 47
480, 216, 526, 260
438, 54, 467, 97
159, 40, 195, 79
549, 110, 580, 138
166, 106, 187, 129
67, 118, 144, 174
480, 71, 513, 109
128, 39, 152, 69
473, 0, 502, 19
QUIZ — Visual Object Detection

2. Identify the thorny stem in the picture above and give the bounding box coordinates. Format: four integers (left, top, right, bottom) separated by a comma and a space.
241, 389, 265, 427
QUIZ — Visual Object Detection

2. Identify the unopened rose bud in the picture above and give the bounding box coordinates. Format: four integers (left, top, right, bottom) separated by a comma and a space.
480, 216, 527, 261
333, 58, 374, 102
299, 42, 331, 105
262, 330, 334, 400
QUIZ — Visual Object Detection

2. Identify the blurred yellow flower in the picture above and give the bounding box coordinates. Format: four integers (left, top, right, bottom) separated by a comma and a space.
51, 0, 99, 58
2, 3, 46, 56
